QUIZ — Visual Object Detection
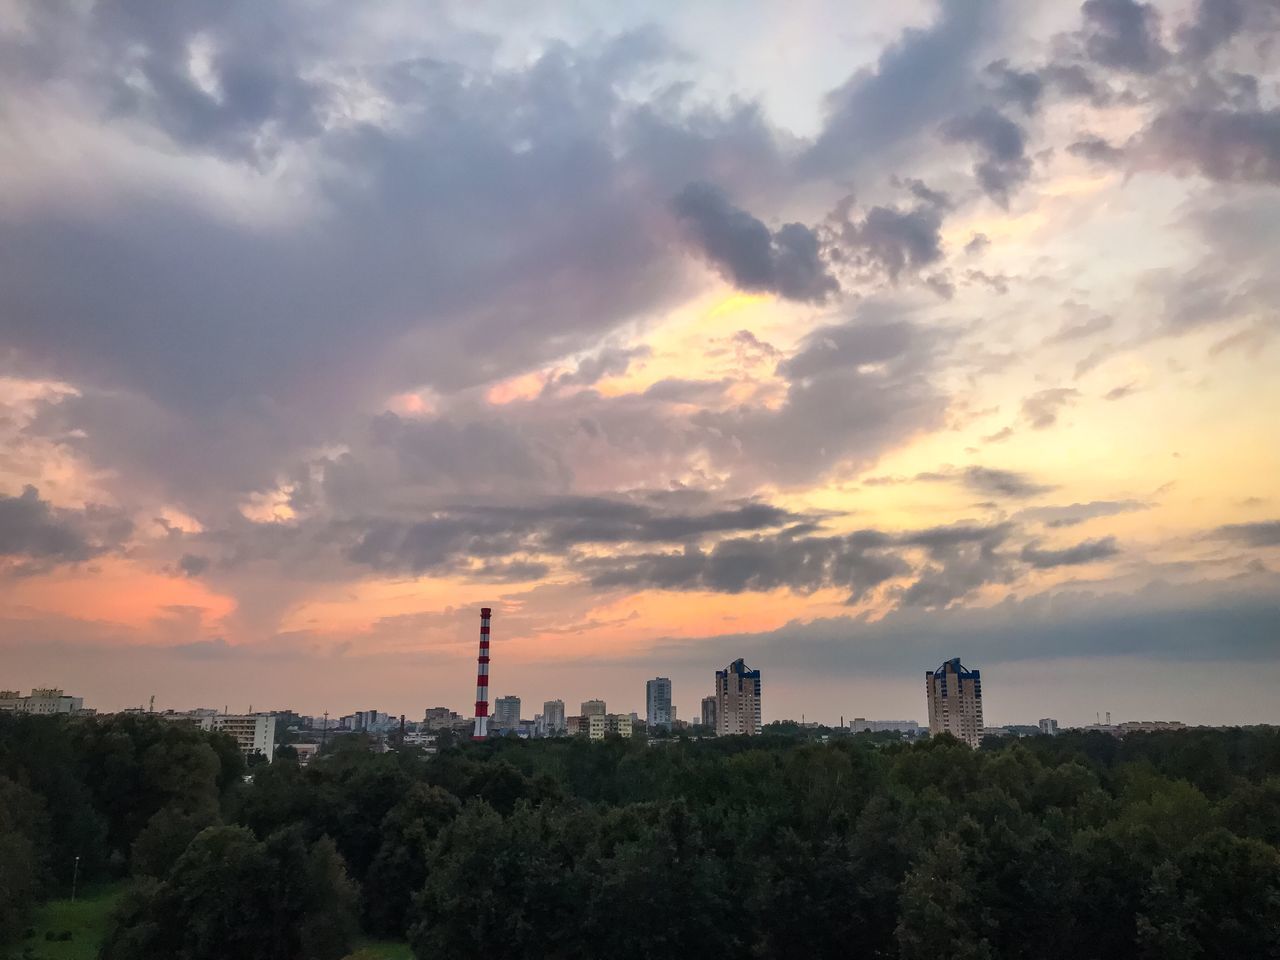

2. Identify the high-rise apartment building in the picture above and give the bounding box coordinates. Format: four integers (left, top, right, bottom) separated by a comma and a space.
646, 677, 673, 730
581, 699, 607, 717
715, 658, 762, 736
1038, 717, 1059, 736
542, 699, 566, 734
700, 695, 718, 731
493, 696, 521, 729
926, 658, 984, 748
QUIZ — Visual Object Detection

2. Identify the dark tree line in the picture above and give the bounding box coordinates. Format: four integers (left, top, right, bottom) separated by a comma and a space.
1, 714, 1278, 959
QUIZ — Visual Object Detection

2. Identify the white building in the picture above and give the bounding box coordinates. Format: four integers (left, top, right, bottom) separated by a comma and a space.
1038, 718, 1059, 736
716, 658, 762, 736
168, 712, 278, 762
926, 658, 984, 749
0, 688, 85, 714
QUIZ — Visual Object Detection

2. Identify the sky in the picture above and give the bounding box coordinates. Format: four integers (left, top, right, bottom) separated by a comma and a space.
1, 0, 1278, 728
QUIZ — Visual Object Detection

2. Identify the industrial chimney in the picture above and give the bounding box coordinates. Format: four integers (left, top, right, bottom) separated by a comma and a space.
472, 607, 492, 741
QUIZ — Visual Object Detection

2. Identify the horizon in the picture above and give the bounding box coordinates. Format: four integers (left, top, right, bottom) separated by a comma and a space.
2, 1, 1278, 728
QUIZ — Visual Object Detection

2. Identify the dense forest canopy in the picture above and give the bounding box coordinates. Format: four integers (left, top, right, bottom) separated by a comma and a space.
2, 714, 1278, 959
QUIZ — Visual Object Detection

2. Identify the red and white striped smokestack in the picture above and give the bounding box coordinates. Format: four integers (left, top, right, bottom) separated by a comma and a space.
471, 607, 492, 741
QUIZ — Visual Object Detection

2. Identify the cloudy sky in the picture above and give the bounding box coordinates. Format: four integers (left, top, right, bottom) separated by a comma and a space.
1, 0, 1278, 726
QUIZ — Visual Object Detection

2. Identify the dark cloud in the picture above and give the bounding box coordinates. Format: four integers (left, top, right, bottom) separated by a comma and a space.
1138, 107, 1280, 184
984, 59, 1044, 114
1017, 500, 1148, 528
1078, 0, 1168, 74
0, 486, 133, 573
672, 183, 838, 302
964, 232, 991, 255
898, 522, 1016, 607
778, 319, 916, 380
1021, 535, 1120, 567
802, 0, 1001, 176
1213, 520, 1280, 547
940, 106, 1031, 205
178, 554, 210, 577
1177, 0, 1248, 61
1021, 388, 1078, 429
832, 200, 946, 280
958, 466, 1055, 499
343, 495, 806, 575
555, 346, 651, 388
1067, 134, 1125, 165
1040, 64, 1112, 106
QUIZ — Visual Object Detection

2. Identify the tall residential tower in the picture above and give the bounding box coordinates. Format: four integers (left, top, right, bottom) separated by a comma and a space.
926, 657, 984, 748
715, 658, 762, 736
646, 677, 673, 730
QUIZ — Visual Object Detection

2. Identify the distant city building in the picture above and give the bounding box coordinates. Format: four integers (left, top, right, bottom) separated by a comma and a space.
851, 718, 920, 735
167, 712, 278, 762
543, 699, 566, 734
0, 688, 85, 715
646, 677, 673, 730
716, 658, 762, 736
581, 699, 607, 717
1038, 718, 1060, 736
701, 695, 718, 731
567, 715, 588, 736
926, 658, 984, 749
588, 714, 607, 740
493, 696, 521, 729
606, 714, 634, 738
1117, 720, 1186, 734
423, 706, 463, 729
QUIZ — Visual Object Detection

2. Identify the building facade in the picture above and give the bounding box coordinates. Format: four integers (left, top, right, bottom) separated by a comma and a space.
646, 677, 673, 730
0, 688, 85, 714
700, 695, 717, 731
926, 658, 984, 748
542, 699, 566, 735
493, 696, 521, 730
581, 699, 607, 717
169, 712, 277, 761
1038, 718, 1059, 736
715, 658, 762, 736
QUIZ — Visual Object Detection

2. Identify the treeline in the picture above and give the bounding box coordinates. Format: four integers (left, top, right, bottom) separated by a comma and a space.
2, 716, 1279, 959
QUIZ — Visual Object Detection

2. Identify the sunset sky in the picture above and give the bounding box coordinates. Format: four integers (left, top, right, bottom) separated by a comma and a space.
1, 0, 1278, 726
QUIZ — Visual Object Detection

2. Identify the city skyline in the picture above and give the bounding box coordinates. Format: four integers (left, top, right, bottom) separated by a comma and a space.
2, 1, 1278, 725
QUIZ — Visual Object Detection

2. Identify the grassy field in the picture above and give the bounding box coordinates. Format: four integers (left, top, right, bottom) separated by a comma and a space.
342, 941, 413, 960
9, 887, 410, 960
8, 885, 124, 960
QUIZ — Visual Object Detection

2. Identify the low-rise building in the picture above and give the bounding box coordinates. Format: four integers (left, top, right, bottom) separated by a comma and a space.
851, 718, 920, 734
0, 688, 86, 714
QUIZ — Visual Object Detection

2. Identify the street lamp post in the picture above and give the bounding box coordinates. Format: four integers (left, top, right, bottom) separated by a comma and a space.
71, 855, 80, 902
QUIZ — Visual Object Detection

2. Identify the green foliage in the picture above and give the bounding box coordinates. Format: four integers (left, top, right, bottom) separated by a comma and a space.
98, 825, 357, 960
8, 884, 125, 960
3, 716, 1279, 960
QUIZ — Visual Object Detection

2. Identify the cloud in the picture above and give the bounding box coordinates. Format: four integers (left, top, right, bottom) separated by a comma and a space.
1067, 134, 1125, 165
1020, 535, 1120, 567
1137, 108, 1280, 184
555, 346, 652, 388
802, 0, 1001, 176
984, 59, 1044, 114
1213, 520, 1280, 547
1021, 388, 1078, 429
0, 485, 130, 567
1104, 382, 1140, 401
940, 106, 1031, 205
1047, 313, 1113, 343
832, 200, 946, 281
672, 183, 838, 302
958, 466, 1055, 498
1078, 0, 1168, 74
1176, 0, 1249, 61
1017, 500, 1148, 528
178, 554, 211, 577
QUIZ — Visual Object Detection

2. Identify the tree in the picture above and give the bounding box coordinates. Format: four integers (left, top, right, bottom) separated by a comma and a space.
100, 825, 356, 960
362, 784, 460, 936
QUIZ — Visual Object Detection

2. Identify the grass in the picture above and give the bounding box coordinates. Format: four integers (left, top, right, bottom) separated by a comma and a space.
9, 884, 125, 960
342, 940, 414, 960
